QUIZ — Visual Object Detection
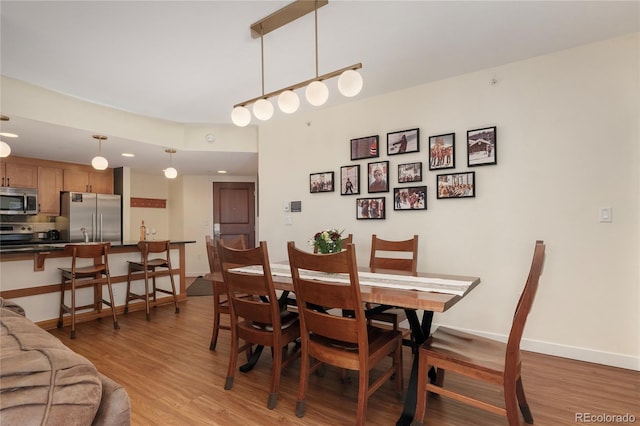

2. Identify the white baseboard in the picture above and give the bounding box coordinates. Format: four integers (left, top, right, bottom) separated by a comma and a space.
402, 321, 640, 371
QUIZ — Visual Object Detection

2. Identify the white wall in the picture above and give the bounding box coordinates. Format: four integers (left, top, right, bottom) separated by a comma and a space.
256, 34, 640, 370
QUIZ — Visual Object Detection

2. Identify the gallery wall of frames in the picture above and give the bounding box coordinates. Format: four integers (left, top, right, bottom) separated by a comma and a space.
309, 126, 497, 220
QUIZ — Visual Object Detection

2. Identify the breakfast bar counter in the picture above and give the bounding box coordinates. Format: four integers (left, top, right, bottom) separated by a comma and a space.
0, 240, 195, 327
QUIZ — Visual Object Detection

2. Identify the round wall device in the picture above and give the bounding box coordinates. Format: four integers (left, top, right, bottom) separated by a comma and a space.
206, 134, 216, 143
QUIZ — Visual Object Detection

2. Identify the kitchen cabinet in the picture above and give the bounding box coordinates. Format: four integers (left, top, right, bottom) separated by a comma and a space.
0, 161, 38, 188
37, 166, 63, 215
63, 168, 113, 193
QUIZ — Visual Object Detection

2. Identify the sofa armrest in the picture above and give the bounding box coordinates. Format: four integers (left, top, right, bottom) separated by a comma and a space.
92, 373, 131, 426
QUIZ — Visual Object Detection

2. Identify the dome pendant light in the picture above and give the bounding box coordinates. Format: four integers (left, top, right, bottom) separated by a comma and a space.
305, 5, 328, 107
0, 115, 12, 158
91, 135, 108, 170
163, 149, 178, 179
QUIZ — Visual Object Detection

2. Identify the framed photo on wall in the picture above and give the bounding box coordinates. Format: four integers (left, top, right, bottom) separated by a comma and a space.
340, 165, 360, 195
350, 135, 379, 160
393, 186, 427, 210
367, 160, 389, 193
467, 126, 496, 166
356, 197, 386, 220
436, 171, 475, 199
398, 162, 422, 183
387, 128, 419, 155
309, 171, 334, 193
429, 132, 455, 170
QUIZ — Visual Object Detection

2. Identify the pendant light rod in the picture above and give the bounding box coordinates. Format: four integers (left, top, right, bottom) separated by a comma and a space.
314, 5, 319, 78
260, 29, 265, 96
234, 62, 362, 108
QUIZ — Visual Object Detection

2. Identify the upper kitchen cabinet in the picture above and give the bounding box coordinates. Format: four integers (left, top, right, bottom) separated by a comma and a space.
38, 166, 64, 215
63, 168, 113, 194
0, 160, 38, 188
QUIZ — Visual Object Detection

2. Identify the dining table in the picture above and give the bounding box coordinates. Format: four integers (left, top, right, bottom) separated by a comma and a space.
207, 263, 481, 425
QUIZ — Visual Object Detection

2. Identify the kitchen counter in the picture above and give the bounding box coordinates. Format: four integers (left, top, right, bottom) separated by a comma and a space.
0, 240, 195, 254
0, 240, 195, 326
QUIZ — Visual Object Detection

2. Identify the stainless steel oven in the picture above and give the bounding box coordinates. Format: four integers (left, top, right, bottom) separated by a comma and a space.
0, 187, 39, 215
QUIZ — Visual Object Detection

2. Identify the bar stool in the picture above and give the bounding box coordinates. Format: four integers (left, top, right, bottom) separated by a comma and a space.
57, 242, 119, 339
125, 240, 180, 320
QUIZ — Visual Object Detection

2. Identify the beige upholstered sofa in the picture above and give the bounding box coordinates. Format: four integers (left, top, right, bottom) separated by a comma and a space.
0, 298, 131, 425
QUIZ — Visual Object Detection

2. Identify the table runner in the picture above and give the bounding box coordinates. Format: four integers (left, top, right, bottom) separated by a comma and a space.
230, 263, 473, 296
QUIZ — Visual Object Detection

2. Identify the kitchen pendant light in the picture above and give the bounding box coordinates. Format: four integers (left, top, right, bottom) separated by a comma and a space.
91, 135, 108, 170
164, 149, 178, 179
0, 115, 12, 157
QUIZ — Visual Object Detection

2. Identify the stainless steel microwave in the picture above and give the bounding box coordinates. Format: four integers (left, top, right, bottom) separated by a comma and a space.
0, 187, 39, 215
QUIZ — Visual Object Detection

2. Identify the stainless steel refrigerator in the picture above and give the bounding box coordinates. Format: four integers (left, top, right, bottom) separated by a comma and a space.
60, 192, 122, 243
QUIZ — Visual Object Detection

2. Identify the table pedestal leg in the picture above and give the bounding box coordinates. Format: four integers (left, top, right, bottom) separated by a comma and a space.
396, 309, 433, 426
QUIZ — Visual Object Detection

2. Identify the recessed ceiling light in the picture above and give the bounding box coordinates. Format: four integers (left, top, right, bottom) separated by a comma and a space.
218, 170, 227, 174
121, 153, 135, 157
0, 132, 18, 138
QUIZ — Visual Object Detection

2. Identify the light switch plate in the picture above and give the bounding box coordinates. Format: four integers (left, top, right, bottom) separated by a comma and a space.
599, 207, 612, 223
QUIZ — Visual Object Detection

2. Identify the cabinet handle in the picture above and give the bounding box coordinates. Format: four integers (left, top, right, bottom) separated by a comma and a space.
1, 177, 4, 186
6, 178, 9, 186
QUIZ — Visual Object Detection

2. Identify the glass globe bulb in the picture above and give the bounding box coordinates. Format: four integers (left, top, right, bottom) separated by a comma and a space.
0, 140, 11, 158
231, 106, 251, 127
164, 167, 178, 179
278, 90, 300, 114
338, 69, 363, 97
305, 81, 329, 106
253, 99, 274, 121
91, 155, 108, 170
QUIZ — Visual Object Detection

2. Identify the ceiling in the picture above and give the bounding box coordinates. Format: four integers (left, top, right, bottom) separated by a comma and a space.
1, 1, 638, 176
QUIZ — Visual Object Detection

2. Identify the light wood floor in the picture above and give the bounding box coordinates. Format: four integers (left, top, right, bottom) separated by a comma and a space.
47, 295, 640, 426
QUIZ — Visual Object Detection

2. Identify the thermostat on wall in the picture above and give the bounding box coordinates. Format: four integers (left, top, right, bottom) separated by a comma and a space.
290, 201, 302, 212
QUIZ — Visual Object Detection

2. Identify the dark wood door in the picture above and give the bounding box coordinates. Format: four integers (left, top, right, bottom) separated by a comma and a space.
212, 182, 255, 248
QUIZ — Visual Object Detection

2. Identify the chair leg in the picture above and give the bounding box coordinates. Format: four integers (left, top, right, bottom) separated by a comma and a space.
168, 266, 180, 313
143, 270, 151, 320
413, 353, 429, 426
504, 379, 520, 426
267, 344, 283, 409
105, 272, 119, 330
58, 279, 65, 328
70, 278, 77, 339
225, 330, 239, 391
516, 377, 534, 424
210, 292, 221, 350
295, 346, 310, 418
356, 369, 369, 426
125, 267, 132, 314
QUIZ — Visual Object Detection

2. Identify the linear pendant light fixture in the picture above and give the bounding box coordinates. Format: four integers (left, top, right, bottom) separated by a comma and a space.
231, 0, 363, 127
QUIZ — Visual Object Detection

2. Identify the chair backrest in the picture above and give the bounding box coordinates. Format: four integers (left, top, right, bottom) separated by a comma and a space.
64, 242, 110, 270
312, 233, 353, 253
505, 240, 546, 369
137, 240, 171, 256
206, 235, 248, 273
218, 240, 281, 330
369, 234, 419, 273
287, 241, 368, 349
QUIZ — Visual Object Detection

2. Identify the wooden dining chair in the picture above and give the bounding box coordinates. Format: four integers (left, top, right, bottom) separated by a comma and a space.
218, 240, 300, 409
413, 240, 546, 426
367, 234, 419, 332
125, 240, 180, 320
206, 234, 247, 350
58, 242, 119, 339
287, 241, 403, 426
